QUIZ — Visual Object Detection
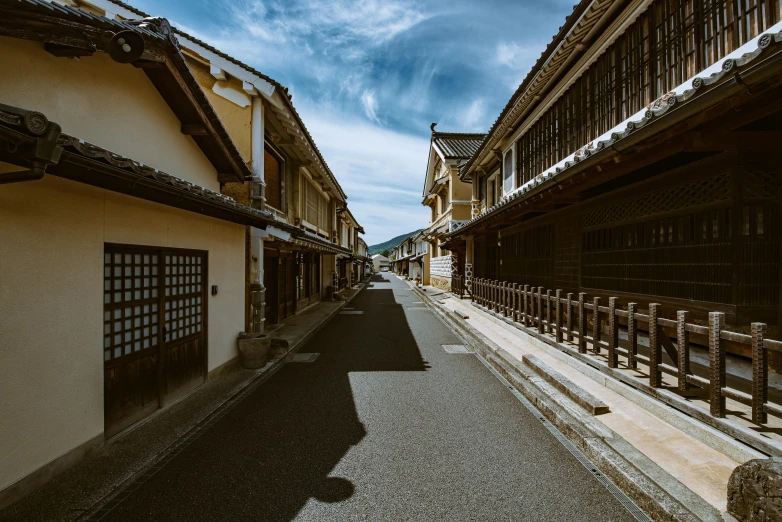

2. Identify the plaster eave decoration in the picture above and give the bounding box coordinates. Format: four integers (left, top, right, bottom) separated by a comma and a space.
56, 134, 272, 220
448, 25, 782, 240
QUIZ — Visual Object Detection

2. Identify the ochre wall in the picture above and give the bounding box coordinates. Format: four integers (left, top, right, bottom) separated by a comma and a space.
186, 57, 252, 162
0, 177, 245, 493
0, 37, 219, 191
451, 170, 472, 202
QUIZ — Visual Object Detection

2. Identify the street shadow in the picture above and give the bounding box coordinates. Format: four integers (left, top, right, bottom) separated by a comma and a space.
103, 284, 427, 522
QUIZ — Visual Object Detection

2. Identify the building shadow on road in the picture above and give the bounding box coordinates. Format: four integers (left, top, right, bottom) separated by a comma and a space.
102, 285, 427, 522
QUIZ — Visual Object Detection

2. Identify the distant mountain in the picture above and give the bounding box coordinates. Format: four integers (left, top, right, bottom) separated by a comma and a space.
369, 229, 424, 255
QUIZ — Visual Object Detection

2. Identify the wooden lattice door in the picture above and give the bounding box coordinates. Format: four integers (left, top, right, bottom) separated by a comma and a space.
103, 245, 207, 437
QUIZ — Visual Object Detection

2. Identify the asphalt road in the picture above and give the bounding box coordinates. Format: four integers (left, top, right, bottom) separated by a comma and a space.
101, 274, 637, 522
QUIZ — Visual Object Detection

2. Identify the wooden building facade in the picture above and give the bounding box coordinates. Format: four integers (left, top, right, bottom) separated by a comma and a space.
447, 0, 782, 331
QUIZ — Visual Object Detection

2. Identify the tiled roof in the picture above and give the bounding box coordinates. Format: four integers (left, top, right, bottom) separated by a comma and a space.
448, 26, 782, 239
459, 0, 597, 178
4, 0, 253, 183
105, 0, 347, 201
433, 133, 486, 160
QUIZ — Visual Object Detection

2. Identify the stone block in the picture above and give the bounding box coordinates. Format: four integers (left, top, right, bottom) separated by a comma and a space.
728, 458, 782, 521
237, 333, 272, 369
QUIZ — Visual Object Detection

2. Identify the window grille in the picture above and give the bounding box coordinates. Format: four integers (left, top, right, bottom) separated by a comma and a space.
511, 0, 779, 184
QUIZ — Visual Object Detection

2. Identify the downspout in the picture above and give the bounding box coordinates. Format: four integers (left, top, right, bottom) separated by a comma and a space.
249, 94, 266, 334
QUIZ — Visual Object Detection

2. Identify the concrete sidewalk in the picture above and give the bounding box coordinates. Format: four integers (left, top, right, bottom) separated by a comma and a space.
403, 276, 763, 519
0, 289, 364, 522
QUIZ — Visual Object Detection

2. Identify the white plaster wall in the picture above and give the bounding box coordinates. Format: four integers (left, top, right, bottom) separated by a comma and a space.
0, 176, 245, 492
0, 37, 220, 192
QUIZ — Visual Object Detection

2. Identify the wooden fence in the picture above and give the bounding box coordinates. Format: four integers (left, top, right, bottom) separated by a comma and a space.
470, 277, 782, 424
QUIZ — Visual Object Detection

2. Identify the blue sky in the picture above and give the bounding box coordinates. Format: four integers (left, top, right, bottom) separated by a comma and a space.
134, 0, 575, 245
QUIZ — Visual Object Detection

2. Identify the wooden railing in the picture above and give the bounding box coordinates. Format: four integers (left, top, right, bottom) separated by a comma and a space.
452, 275, 470, 299
470, 277, 782, 424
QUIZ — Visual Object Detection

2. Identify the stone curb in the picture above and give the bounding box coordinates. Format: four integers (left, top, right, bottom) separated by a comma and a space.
466, 300, 770, 463
412, 285, 724, 522
521, 353, 610, 415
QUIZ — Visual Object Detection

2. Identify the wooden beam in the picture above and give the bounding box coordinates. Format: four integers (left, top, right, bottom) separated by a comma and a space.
44, 42, 93, 58
132, 60, 165, 69
180, 123, 209, 136
690, 131, 782, 151
218, 172, 243, 184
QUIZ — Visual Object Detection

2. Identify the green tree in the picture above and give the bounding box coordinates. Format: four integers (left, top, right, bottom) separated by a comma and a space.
381, 249, 390, 257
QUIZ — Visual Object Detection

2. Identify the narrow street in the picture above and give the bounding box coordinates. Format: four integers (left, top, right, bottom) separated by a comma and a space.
97, 274, 637, 522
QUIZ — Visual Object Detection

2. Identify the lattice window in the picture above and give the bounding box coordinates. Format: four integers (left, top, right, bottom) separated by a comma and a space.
103, 250, 160, 362
499, 224, 554, 289
508, 0, 779, 183
582, 208, 734, 303
743, 167, 778, 199
164, 254, 203, 342
582, 173, 732, 229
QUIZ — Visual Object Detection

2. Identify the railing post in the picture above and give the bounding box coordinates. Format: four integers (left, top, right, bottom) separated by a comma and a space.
677, 310, 690, 393
608, 297, 618, 368
649, 303, 661, 388
555, 290, 563, 343
592, 297, 601, 355
523, 285, 530, 327
752, 322, 768, 424
566, 292, 574, 343
512, 283, 519, 322
627, 302, 637, 370
546, 289, 552, 335
709, 312, 726, 418
478, 279, 483, 305
537, 287, 544, 334
502, 281, 512, 317
578, 292, 587, 353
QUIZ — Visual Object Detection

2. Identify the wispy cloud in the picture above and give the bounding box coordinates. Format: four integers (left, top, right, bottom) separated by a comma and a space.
360, 90, 380, 123
461, 98, 486, 131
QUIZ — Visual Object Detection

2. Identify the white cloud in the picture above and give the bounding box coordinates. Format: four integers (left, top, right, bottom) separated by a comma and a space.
494, 40, 545, 88
360, 90, 380, 123
295, 100, 431, 245
461, 98, 486, 131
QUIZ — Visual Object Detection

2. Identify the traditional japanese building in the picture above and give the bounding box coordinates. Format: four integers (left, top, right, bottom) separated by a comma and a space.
421, 125, 485, 290
445, 0, 782, 347
0, 0, 363, 507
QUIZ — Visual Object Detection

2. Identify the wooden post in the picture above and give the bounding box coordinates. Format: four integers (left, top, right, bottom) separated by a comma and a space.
752, 322, 768, 424
578, 292, 587, 353
607, 297, 618, 368
649, 303, 661, 388
512, 283, 519, 322
677, 310, 690, 393
566, 293, 574, 342
555, 290, 563, 343
709, 312, 726, 418
546, 289, 552, 334
504, 282, 513, 317
523, 285, 530, 327
627, 302, 637, 370
537, 287, 544, 334
592, 297, 601, 355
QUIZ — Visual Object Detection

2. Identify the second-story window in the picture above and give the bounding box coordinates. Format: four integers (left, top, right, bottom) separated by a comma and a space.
264, 145, 283, 212
441, 189, 449, 214
503, 147, 514, 194
303, 178, 329, 233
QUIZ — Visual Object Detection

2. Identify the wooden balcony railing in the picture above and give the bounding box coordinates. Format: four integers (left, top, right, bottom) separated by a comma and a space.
470, 277, 782, 425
